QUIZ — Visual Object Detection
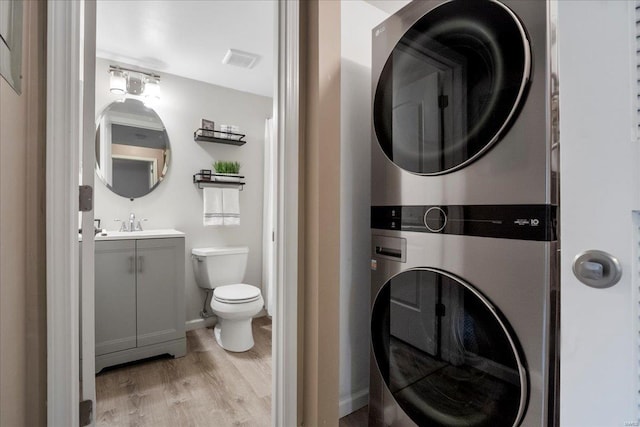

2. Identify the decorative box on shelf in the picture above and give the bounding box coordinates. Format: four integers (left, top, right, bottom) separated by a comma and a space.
194, 128, 246, 146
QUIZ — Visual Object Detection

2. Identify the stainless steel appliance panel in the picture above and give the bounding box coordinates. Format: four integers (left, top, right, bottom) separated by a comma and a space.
369, 230, 556, 426
371, 0, 553, 206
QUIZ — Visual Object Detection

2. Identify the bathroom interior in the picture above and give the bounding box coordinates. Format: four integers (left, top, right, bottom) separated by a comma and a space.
90, 1, 276, 425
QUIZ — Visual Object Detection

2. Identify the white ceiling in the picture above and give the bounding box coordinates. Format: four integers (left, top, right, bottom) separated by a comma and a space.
96, 0, 275, 98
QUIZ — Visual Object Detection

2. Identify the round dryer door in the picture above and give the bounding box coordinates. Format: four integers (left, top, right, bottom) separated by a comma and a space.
371, 269, 528, 427
373, 0, 531, 175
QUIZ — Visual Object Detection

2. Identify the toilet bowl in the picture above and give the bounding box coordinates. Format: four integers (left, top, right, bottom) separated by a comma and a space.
192, 247, 264, 352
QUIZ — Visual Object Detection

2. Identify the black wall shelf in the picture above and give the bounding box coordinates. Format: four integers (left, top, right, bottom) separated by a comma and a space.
194, 128, 246, 146
193, 172, 245, 190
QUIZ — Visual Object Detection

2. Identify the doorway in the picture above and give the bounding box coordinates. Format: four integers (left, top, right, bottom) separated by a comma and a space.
46, 1, 300, 425
93, 1, 275, 425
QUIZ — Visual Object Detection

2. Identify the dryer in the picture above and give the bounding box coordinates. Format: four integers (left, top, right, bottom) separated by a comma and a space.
368, 205, 558, 426
371, 0, 558, 206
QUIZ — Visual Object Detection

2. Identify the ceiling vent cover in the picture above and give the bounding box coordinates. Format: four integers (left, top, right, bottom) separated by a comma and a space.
222, 49, 260, 69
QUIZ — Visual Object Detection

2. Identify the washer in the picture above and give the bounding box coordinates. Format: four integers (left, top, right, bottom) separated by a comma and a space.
368, 205, 558, 426
371, 0, 558, 205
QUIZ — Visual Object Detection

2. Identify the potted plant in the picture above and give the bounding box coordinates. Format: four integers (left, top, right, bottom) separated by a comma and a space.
212, 161, 241, 182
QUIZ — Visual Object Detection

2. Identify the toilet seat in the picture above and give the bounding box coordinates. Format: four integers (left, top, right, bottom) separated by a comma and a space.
213, 284, 261, 304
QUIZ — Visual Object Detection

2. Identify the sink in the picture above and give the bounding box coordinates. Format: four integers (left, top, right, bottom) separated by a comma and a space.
95, 229, 185, 241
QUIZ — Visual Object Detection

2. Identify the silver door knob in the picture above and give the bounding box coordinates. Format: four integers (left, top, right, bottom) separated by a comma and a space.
572, 250, 622, 289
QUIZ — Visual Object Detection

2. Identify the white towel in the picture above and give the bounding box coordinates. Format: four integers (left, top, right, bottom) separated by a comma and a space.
222, 188, 240, 226
203, 188, 223, 226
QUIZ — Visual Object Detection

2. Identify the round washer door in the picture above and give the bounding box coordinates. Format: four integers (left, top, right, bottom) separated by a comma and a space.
371, 268, 527, 427
373, 0, 531, 175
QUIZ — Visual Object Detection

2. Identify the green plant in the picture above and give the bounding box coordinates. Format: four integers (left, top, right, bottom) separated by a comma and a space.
213, 161, 241, 174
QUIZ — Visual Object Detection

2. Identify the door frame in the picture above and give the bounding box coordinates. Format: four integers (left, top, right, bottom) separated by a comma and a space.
46, 1, 82, 425
274, 1, 300, 425
45, 1, 300, 425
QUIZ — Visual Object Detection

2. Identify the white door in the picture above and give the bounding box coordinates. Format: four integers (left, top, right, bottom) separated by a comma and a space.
80, 0, 97, 423
559, 2, 638, 426
263, 117, 278, 317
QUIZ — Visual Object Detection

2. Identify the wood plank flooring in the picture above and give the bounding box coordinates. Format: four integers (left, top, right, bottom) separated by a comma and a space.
96, 317, 272, 427
339, 405, 369, 427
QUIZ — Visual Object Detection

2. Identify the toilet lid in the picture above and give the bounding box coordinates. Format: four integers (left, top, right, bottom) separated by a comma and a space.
213, 284, 261, 304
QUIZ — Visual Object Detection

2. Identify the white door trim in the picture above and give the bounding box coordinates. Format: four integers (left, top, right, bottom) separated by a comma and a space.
80, 0, 97, 418
47, 0, 300, 425
46, 1, 82, 425
274, 1, 300, 426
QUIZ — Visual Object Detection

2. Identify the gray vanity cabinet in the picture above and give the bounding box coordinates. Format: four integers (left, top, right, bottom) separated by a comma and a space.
136, 238, 185, 347
95, 240, 137, 356
95, 236, 186, 372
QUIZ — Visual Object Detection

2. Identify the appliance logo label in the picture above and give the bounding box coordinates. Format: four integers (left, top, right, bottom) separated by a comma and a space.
371, 259, 377, 271
514, 218, 540, 226
375, 26, 386, 37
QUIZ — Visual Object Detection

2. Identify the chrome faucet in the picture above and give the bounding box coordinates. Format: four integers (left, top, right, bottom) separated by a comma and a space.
115, 213, 146, 232
116, 218, 129, 232
135, 217, 147, 231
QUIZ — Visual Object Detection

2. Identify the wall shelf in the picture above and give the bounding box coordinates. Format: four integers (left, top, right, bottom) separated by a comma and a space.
194, 128, 246, 146
193, 172, 245, 190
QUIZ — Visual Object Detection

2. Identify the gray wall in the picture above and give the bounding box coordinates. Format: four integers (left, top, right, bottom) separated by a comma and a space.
94, 57, 273, 326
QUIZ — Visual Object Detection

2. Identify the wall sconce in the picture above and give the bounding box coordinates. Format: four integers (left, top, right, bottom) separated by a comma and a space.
109, 66, 161, 100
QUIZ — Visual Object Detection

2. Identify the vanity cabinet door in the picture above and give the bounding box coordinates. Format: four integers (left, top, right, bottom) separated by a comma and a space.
136, 237, 185, 347
95, 240, 137, 356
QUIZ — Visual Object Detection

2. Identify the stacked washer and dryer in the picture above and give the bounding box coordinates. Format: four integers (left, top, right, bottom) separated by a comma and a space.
369, 1, 559, 426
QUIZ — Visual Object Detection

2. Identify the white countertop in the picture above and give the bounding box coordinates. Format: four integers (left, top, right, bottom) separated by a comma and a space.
79, 229, 185, 241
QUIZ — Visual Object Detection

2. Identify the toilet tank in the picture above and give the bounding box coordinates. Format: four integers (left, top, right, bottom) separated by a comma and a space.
192, 246, 249, 289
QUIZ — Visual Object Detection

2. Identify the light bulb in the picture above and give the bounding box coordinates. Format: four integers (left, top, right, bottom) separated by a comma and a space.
109, 69, 126, 94
144, 77, 160, 101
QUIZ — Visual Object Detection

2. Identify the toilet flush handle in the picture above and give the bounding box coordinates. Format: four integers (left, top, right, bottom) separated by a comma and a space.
192, 255, 204, 262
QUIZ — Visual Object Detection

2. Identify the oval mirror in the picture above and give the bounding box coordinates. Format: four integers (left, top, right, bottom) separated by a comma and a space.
95, 98, 170, 199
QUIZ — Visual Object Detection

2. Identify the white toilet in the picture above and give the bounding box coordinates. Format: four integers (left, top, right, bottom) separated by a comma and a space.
192, 246, 264, 352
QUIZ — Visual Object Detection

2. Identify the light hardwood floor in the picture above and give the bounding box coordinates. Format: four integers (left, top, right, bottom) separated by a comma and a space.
96, 317, 272, 427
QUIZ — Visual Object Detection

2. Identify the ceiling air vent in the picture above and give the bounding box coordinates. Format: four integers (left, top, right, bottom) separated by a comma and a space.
222, 49, 260, 69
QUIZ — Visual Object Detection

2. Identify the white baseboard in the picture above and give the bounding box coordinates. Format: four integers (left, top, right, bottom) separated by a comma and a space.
339, 388, 369, 418
185, 317, 216, 331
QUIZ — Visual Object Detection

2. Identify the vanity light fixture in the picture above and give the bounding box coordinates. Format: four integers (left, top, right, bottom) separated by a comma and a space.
108, 65, 161, 100
144, 76, 161, 101
109, 68, 127, 94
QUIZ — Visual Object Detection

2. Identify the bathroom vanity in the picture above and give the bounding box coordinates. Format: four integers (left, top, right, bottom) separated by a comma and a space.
93, 229, 186, 372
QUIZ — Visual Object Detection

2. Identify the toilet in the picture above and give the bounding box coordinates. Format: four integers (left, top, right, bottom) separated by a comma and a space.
192, 246, 264, 352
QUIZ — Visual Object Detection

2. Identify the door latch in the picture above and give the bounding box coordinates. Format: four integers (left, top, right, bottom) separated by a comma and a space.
572, 249, 622, 289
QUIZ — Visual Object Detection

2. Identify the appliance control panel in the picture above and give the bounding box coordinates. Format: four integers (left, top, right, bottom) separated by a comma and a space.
371, 204, 557, 241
